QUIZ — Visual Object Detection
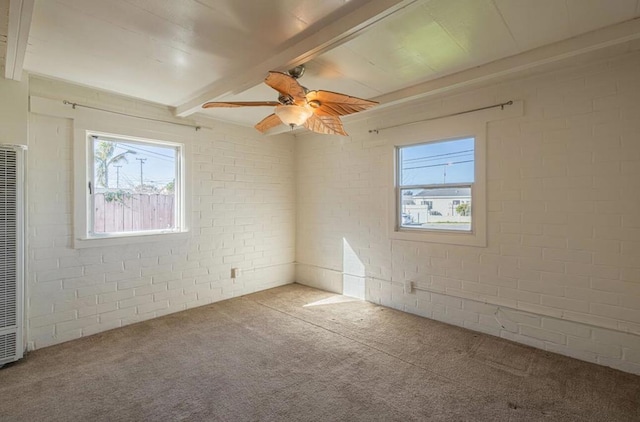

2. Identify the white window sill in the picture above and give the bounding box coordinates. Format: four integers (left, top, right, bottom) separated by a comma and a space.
73, 230, 190, 249
390, 228, 486, 247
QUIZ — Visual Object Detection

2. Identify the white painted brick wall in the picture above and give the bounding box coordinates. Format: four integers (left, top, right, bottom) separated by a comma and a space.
295, 47, 640, 375
25, 77, 296, 349
0, 71, 28, 142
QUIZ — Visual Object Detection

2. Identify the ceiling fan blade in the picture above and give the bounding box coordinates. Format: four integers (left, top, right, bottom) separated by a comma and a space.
255, 113, 283, 133
306, 90, 378, 117
304, 114, 348, 136
202, 101, 280, 108
265, 72, 307, 105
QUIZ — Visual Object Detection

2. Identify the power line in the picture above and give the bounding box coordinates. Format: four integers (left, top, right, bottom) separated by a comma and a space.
403, 152, 473, 165
112, 143, 175, 162
403, 159, 474, 171
120, 174, 136, 189
404, 151, 473, 163
403, 149, 474, 162
125, 144, 175, 159
94, 136, 176, 159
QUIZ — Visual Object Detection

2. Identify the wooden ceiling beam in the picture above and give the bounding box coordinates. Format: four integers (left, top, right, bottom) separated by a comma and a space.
174, 0, 416, 118
4, 0, 35, 81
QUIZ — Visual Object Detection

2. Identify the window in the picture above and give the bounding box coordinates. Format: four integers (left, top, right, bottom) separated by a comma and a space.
30, 95, 198, 249
388, 117, 487, 247
384, 100, 520, 247
86, 132, 184, 239
397, 137, 475, 232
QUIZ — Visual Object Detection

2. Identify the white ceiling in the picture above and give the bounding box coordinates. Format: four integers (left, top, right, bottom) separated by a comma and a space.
6, 0, 640, 129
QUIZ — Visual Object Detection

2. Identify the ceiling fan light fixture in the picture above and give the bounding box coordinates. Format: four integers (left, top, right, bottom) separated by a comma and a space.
275, 104, 313, 128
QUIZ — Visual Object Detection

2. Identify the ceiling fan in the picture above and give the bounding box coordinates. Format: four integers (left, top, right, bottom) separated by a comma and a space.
202, 65, 378, 136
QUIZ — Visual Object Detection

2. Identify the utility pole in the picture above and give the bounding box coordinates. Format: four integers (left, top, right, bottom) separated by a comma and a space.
443, 162, 451, 184
114, 165, 122, 189
136, 158, 147, 189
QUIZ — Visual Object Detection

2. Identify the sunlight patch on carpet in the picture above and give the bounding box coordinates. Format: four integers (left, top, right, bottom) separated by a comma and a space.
303, 295, 362, 307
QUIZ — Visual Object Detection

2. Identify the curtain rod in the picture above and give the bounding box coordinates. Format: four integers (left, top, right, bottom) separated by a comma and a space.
369, 100, 513, 134
62, 100, 202, 131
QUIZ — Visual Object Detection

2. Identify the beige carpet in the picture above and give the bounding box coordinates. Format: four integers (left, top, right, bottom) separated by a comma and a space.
1, 283, 639, 421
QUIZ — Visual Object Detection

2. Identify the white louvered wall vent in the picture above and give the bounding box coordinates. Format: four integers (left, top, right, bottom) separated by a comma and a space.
0, 146, 24, 366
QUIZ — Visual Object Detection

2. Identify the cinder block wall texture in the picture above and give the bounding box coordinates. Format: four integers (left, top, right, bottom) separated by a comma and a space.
295, 47, 640, 375
26, 77, 296, 349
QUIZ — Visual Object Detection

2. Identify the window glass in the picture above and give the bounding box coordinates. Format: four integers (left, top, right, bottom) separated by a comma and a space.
398, 137, 474, 232
90, 135, 180, 236
399, 138, 474, 185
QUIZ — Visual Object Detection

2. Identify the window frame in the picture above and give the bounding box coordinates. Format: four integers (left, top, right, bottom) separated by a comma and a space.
72, 116, 191, 249
396, 136, 475, 234
87, 131, 184, 239
388, 117, 487, 247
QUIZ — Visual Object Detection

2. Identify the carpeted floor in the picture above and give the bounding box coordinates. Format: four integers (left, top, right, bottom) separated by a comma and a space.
1, 283, 639, 421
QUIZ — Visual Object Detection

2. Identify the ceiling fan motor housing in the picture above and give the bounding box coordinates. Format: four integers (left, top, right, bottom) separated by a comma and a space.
278, 94, 294, 105
287, 65, 305, 79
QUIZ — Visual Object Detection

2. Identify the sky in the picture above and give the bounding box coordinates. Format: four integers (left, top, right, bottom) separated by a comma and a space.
400, 137, 474, 186
94, 138, 177, 190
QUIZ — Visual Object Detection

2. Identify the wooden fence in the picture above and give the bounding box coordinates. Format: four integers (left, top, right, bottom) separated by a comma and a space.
93, 193, 175, 233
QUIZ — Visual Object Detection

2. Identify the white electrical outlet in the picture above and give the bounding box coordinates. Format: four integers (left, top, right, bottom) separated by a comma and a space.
231, 268, 241, 279
404, 280, 415, 294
